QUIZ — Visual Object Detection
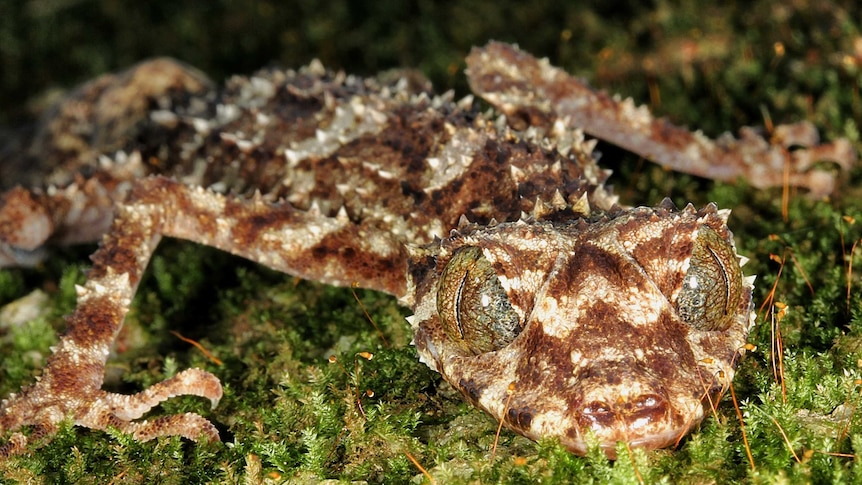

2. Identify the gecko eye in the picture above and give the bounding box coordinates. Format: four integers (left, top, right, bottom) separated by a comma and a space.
677, 226, 743, 331
436, 246, 523, 355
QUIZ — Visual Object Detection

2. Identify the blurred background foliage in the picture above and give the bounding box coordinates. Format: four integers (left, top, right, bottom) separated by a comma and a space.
1, 0, 859, 140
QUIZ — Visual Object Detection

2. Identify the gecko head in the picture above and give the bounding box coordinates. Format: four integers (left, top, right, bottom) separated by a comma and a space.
407, 203, 754, 458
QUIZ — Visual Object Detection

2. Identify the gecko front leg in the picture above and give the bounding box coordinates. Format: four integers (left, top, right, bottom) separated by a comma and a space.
0, 181, 224, 456
0, 175, 408, 454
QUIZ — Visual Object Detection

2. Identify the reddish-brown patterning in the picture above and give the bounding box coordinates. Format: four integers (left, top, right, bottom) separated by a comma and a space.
0, 43, 854, 458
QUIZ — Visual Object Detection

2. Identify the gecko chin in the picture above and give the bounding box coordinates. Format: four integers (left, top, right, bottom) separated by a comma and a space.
562, 422, 700, 460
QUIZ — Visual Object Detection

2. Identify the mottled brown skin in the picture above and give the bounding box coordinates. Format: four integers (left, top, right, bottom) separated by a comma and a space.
4, 42, 837, 458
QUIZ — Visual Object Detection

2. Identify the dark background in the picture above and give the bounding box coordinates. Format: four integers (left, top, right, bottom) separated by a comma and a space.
2, 0, 857, 139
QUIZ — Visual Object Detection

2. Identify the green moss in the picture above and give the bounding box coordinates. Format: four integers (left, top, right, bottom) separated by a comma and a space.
1, 0, 862, 482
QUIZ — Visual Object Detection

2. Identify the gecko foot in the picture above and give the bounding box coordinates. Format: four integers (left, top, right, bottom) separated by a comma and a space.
0, 364, 223, 456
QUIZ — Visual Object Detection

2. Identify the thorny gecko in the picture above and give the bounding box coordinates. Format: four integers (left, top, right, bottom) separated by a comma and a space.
0, 42, 855, 458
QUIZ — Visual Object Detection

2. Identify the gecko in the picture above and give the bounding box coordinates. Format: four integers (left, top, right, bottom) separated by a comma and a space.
0, 42, 854, 459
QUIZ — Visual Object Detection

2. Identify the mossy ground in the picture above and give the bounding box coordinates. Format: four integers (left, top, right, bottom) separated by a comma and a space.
1, 1, 861, 483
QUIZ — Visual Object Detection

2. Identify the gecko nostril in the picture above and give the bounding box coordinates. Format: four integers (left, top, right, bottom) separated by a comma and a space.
633, 393, 663, 410
624, 393, 669, 430
584, 401, 611, 415
578, 400, 616, 429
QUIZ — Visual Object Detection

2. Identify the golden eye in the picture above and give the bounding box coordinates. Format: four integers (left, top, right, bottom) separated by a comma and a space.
437, 246, 523, 355
677, 226, 743, 331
